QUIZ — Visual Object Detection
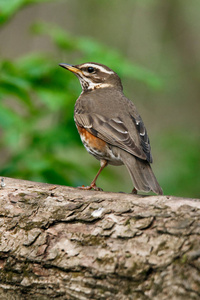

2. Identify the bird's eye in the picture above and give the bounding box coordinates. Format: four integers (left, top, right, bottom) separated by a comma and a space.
87, 67, 94, 73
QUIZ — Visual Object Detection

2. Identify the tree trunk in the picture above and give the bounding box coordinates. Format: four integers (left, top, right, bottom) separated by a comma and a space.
0, 177, 200, 300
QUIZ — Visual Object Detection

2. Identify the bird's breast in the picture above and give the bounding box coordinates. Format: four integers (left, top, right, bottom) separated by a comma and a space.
76, 125, 123, 166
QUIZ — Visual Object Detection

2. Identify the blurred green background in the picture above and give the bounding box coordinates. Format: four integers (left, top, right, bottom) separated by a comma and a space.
0, 0, 199, 197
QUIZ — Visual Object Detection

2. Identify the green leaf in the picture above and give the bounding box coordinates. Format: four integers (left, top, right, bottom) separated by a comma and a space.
0, 0, 26, 24
36, 88, 69, 111
0, 104, 22, 128
0, 0, 56, 25
31, 22, 76, 51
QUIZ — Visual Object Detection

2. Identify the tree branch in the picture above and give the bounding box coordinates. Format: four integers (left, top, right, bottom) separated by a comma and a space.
0, 177, 200, 299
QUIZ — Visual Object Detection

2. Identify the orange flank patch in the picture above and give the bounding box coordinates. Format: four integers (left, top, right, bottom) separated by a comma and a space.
76, 125, 107, 151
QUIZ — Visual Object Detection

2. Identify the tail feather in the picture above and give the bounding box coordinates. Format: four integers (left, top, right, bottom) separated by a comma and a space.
119, 149, 163, 195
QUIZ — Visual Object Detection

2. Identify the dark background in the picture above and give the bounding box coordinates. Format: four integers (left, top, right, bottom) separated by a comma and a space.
0, 0, 199, 197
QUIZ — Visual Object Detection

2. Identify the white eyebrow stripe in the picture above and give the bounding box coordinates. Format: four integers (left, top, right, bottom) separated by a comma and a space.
81, 63, 115, 74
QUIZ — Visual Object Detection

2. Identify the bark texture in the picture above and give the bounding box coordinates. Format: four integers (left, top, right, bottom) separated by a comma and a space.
0, 177, 200, 300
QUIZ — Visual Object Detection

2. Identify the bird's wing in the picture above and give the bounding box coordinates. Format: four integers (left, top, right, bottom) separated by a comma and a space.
75, 113, 152, 163
129, 114, 152, 163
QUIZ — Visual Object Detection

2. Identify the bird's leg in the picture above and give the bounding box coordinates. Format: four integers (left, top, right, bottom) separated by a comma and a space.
132, 187, 138, 194
79, 160, 108, 191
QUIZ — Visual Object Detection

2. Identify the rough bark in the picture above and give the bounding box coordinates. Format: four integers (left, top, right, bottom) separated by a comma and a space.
0, 177, 200, 300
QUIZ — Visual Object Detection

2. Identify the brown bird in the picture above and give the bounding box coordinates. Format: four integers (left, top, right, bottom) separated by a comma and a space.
59, 62, 163, 195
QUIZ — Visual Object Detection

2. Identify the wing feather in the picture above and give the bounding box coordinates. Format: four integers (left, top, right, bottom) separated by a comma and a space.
75, 113, 151, 161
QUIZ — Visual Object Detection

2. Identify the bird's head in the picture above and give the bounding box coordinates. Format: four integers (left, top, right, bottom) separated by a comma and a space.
59, 62, 123, 92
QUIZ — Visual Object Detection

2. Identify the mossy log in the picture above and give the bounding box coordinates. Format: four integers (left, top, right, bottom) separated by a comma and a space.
0, 177, 200, 300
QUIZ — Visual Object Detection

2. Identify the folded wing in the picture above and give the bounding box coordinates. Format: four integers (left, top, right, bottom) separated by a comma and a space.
75, 113, 152, 163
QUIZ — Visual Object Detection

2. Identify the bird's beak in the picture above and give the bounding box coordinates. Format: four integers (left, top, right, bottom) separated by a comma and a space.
59, 63, 81, 74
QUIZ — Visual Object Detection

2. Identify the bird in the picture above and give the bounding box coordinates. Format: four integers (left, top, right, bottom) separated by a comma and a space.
59, 62, 163, 195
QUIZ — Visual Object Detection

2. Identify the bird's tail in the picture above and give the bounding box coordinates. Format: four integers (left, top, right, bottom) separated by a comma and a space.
119, 150, 163, 195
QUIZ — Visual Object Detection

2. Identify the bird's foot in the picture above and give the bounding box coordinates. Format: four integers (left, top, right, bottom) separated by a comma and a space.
78, 183, 103, 191
132, 188, 138, 194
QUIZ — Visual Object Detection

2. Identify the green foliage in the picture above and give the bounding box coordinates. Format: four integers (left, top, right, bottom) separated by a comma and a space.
0, 0, 51, 25
1, 52, 93, 183
159, 131, 200, 198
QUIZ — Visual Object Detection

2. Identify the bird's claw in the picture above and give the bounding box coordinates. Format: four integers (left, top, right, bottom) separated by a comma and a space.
132, 188, 138, 194
92, 185, 103, 191
78, 184, 103, 191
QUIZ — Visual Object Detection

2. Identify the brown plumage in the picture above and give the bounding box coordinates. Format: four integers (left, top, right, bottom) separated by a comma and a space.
59, 62, 163, 195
